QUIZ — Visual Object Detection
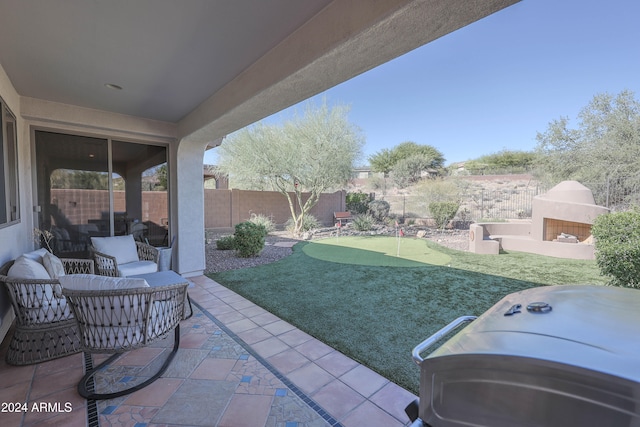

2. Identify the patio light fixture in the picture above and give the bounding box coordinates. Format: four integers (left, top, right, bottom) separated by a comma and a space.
104, 83, 123, 90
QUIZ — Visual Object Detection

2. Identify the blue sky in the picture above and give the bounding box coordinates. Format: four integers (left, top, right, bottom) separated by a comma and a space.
204, 0, 640, 166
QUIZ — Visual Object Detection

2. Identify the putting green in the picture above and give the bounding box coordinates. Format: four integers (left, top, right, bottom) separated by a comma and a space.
302, 236, 451, 267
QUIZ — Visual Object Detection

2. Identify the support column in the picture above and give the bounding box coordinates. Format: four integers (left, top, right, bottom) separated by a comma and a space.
171, 137, 207, 276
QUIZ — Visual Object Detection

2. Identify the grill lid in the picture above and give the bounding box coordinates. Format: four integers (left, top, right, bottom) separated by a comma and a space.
428, 285, 640, 383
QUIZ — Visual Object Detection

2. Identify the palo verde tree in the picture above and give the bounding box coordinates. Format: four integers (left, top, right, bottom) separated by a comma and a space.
535, 90, 640, 199
217, 101, 364, 236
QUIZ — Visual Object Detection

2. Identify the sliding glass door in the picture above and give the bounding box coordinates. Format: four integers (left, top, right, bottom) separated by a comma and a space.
35, 131, 168, 257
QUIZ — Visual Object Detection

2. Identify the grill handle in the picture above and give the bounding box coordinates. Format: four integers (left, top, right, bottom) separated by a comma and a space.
412, 316, 477, 365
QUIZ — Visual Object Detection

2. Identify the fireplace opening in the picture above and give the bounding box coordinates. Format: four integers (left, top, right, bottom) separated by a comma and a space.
543, 218, 592, 242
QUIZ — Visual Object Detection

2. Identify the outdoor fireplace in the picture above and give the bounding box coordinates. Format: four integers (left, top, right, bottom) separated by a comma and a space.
469, 181, 609, 259
531, 180, 608, 243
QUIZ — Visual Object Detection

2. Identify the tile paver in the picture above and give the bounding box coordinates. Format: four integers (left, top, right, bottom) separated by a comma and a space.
341, 400, 406, 427
123, 378, 184, 406
312, 380, 367, 420
287, 363, 335, 395
190, 357, 237, 380
295, 338, 335, 361
266, 348, 311, 374
250, 336, 290, 358
217, 394, 273, 427
339, 364, 390, 398
315, 350, 360, 377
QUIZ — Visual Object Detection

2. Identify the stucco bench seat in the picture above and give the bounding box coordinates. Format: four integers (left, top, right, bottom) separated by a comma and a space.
0, 249, 94, 365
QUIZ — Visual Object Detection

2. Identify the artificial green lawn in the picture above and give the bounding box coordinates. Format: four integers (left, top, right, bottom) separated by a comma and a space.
209, 236, 607, 393
303, 235, 451, 266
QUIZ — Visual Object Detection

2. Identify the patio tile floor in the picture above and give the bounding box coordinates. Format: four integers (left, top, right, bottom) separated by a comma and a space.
0, 275, 416, 426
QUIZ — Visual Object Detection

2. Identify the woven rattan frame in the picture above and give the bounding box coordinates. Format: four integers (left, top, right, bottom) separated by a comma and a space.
62, 281, 189, 399
0, 258, 94, 365
92, 241, 159, 277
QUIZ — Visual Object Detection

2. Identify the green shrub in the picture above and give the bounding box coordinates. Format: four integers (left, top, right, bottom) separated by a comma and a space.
285, 214, 320, 235
346, 191, 370, 214
249, 213, 275, 234
368, 200, 390, 221
352, 214, 375, 231
216, 235, 236, 250
233, 221, 266, 257
429, 201, 460, 229
592, 210, 640, 288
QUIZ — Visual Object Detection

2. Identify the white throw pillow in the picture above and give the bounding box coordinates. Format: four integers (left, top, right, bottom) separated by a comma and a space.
43, 252, 66, 279
22, 248, 50, 264
91, 235, 139, 265
7, 255, 51, 280
58, 274, 149, 291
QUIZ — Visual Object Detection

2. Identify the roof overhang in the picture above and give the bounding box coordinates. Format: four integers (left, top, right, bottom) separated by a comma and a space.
0, 0, 520, 144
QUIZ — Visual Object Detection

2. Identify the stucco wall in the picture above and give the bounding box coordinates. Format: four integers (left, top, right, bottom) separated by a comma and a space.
0, 63, 28, 343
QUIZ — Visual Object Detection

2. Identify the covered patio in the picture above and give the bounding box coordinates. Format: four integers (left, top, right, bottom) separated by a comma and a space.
0, 1, 519, 425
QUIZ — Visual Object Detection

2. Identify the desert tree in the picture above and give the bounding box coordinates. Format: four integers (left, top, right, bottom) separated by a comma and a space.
391, 141, 445, 170
369, 141, 445, 185
465, 150, 539, 174
391, 154, 434, 188
535, 90, 640, 205
217, 101, 364, 236
368, 148, 395, 177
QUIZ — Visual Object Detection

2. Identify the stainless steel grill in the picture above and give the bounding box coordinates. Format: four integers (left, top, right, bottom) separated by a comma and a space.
406, 285, 640, 427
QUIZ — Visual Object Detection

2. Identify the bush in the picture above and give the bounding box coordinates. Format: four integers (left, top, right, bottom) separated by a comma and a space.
368, 200, 390, 221
249, 213, 275, 234
346, 191, 370, 214
233, 221, 266, 257
429, 201, 460, 229
352, 214, 375, 231
216, 235, 235, 250
591, 210, 640, 288
285, 214, 320, 235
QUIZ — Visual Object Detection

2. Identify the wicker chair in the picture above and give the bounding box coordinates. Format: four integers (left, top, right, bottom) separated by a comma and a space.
61, 275, 190, 400
0, 258, 94, 365
92, 236, 159, 277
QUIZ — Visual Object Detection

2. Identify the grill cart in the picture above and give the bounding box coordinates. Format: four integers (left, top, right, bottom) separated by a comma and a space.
406, 285, 640, 427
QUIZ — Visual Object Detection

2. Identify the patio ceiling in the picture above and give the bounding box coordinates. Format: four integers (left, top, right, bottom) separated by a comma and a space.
0, 0, 519, 143
0, 0, 331, 123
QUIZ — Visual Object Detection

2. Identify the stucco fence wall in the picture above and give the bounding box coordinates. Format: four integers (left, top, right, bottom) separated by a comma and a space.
50, 188, 346, 231
204, 189, 346, 229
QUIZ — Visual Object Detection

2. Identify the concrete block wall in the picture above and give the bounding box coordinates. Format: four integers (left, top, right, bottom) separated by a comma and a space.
50, 188, 345, 231
50, 189, 167, 227
204, 189, 346, 229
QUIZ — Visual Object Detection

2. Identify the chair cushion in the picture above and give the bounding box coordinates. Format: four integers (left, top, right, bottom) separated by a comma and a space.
58, 274, 149, 292
91, 235, 140, 265
59, 274, 150, 350
7, 255, 51, 280
118, 261, 158, 277
43, 252, 66, 279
